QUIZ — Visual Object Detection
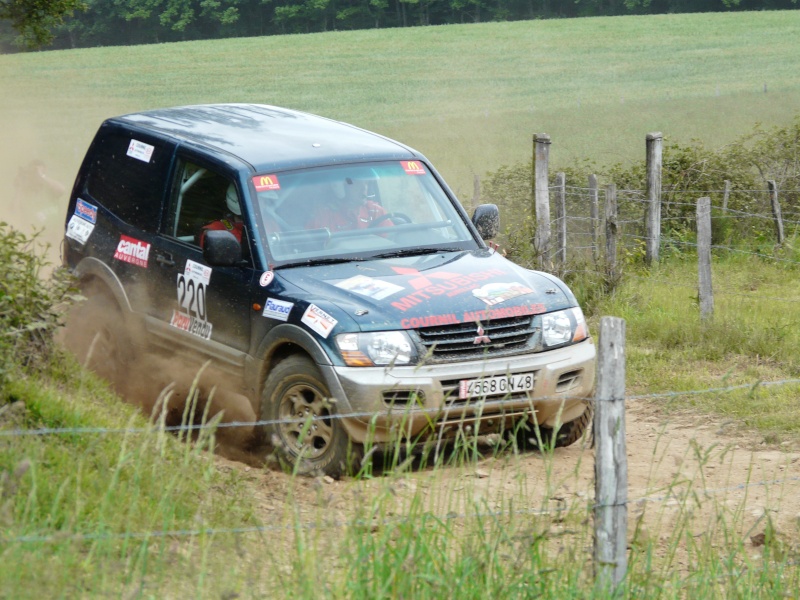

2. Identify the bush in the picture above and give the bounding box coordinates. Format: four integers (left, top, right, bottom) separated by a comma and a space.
0, 223, 76, 387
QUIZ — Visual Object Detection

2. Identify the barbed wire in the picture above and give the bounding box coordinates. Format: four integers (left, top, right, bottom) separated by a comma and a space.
3, 378, 800, 439
6, 470, 799, 546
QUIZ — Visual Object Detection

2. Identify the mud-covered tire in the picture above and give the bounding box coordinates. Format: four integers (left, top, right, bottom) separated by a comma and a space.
63, 281, 132, 395
260, 355, 362, 478
514, 403, 593, 450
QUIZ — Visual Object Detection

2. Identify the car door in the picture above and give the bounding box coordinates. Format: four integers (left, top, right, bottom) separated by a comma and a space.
144, 152, 256, 370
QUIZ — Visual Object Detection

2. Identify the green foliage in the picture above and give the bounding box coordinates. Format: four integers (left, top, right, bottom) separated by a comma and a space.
0, 224, 77, 388
0, 0, 85, 48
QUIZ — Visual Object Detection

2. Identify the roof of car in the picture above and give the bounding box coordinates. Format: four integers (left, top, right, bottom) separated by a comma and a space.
114, 104, 421, 173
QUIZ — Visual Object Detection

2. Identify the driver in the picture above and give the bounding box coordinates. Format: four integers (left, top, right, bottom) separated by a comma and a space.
200, 183, 245, 248
306, 178, 393, 231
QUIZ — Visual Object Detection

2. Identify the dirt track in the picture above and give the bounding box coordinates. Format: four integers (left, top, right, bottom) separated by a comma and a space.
214, 399, 800, 558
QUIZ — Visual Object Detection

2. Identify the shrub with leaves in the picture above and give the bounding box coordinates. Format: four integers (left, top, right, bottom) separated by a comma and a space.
0, 223, 76, 387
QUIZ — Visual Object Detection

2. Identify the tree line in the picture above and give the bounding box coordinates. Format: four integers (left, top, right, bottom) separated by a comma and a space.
1, 0, 798, 52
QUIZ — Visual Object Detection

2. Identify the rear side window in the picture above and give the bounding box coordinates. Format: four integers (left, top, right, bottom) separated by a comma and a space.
84, 128, 172, 231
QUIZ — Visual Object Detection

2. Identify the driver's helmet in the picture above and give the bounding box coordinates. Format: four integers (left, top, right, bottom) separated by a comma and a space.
226, 183, 242, 216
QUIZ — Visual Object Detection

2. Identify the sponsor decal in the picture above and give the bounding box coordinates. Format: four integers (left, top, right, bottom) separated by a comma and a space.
75, 198, 97, 224
390, 267, 507, 312
472, 282, 534, 306
65, 215, 94, 245
259, 271, 274, 287
401, 160, 426, 175
301, 304, 337, 338
184, 259, 212, 286
335, 275, 403, 300
170, 260, 213, 339
170, 310, 213, 340
253, 174, 280, 192
114, 235, 151, 268
399, 303, 547, 329
262, 298, 293, 321
126, 139, 155, 163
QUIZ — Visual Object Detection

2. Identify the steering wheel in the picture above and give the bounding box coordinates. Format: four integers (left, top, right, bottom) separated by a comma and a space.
369, 212, 412, 227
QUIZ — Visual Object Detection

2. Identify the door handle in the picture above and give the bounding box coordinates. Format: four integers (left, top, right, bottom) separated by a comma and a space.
155, 252, 175, 267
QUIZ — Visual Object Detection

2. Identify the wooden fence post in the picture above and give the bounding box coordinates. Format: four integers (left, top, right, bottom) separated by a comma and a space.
589, 174, 599, 262
533, 134, 552, 269
722, 180, 731, 212
768, 180, 785, 245
697, 197, 714, 321
645, 132, 663, 265
594, 316, 628, 592
605, 184, 618, 282
556, 171, 567, 267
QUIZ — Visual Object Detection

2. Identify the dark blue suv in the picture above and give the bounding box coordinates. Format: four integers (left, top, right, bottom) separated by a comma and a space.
63, 104, 595, 476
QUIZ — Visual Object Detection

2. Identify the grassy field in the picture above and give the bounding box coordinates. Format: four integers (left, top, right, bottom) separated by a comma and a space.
2, 10, 800, 244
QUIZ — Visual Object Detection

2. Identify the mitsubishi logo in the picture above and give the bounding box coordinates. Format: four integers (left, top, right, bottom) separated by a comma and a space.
473, 322, 492, 345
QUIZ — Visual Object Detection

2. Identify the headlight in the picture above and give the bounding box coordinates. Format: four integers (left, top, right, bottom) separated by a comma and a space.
335, 331, 417, 367
541, 307, 588, 348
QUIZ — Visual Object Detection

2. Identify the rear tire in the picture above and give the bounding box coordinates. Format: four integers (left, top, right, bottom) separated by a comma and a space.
260, 355, 362, 478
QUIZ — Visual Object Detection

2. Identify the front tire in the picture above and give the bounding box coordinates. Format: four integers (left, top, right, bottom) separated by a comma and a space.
260, 355, 362, 478
513, 403, 593, 450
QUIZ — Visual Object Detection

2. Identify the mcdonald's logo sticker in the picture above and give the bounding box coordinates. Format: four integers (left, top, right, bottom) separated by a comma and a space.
401, 161, 426, 176
252, 174, 281, 192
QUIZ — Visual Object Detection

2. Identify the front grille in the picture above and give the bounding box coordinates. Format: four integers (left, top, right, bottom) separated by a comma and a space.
416, 315, 537, 362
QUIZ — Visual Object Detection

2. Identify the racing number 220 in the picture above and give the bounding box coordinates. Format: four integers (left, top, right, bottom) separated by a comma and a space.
177, 273, 206, 321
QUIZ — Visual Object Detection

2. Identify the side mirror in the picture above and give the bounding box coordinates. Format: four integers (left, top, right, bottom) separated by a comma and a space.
471, 204, 500, 240
203, 230, 242, 266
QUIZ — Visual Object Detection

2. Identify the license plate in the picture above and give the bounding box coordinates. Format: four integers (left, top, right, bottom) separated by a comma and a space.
458, 372, 536, 400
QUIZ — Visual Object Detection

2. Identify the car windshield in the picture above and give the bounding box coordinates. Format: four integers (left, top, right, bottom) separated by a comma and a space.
250, 161, 478, 265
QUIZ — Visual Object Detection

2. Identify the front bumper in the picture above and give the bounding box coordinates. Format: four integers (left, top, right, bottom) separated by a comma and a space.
320, 339, 596, 444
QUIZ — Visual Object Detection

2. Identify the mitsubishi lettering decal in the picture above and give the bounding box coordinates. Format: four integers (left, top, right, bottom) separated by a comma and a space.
113, 235, 151, 268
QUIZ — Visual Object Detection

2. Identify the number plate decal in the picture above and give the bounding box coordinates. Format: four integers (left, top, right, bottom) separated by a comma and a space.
458, 373, 535, 400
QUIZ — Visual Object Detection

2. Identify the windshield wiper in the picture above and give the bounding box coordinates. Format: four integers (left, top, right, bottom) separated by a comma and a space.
371, 247, 463, 259
274, 256, 368, 269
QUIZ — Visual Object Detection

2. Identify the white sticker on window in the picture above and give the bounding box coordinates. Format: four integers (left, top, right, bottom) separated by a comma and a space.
127, 139, 155, 163
301, 304, 337, 338
65, 215, 94, 245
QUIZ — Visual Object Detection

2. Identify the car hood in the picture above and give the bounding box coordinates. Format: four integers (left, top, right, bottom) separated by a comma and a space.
275, 250, 576, 331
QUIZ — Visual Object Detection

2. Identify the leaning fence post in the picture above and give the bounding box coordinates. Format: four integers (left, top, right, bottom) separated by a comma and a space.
594, 316, 628, 592
645, 132, 663, 265
768, 180, 785, 245
605, 184, 618, 283
555, 171, 567, 267
697, 197, 714, 321
533, 134, 552, 269
589, 174, 599, 262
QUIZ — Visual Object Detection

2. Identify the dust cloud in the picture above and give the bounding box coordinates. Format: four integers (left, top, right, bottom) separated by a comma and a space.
0, 116, 260, 462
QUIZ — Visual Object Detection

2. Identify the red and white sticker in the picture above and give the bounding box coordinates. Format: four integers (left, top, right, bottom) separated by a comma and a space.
401, 160, 426, 175
471, 282, 534, 306
127, 139, 155, 163
301, 304, 337, 339
114, 235, 151, 268
253, 174, 280, 192
259, 271, 274, 287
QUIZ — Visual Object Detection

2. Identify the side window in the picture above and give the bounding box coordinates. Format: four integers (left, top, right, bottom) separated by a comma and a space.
85, 129, 171, 230
164, 159, 247, 252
